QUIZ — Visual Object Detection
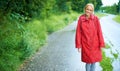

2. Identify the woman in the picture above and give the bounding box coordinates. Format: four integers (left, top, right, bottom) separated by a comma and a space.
75, 3, 105, 71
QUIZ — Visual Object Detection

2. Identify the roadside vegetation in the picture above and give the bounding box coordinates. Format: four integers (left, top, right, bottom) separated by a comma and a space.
0, 11, 79, 71
113, 15, 120, 23
100, 43, 113, 71
100, 51, 113, 71
95, 13, 107, 18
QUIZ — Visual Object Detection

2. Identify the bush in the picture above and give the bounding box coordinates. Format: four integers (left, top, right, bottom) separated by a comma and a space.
20, 20, 47, 59
0, 22, 24, 71
0, 19, 47, 71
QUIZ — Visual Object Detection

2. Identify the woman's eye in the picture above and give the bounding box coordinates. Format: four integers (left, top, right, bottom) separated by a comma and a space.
87, 9, 92, 11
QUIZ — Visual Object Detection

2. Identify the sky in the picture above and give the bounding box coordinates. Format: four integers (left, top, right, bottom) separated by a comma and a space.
102, 0, 119, 6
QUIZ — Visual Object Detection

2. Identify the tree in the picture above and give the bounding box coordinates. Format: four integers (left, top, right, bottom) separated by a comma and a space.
118, 0, 120, 14
55, 0, 72, 13
71, 0, 85, 12
95, 0, 102, 11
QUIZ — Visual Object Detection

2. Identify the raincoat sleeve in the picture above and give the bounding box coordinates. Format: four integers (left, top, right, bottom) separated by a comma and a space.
75, 17, 82, 48
96, 17, 105, 48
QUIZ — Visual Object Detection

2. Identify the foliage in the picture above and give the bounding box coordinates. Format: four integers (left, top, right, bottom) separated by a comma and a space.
105, 43, 111, 49
71, 0, 102, 12
71, 0, 85, 12
94, 0, 102, 11
43, 12, 79, 34
0, 19, 47, 71
100, 4, 119, 14
112, 53, 118, 59
95, 13, 107, 18
0, 0, 102, 19
100, 51, 113, 71
87, 0, 102, 11
0, 23, 24, 71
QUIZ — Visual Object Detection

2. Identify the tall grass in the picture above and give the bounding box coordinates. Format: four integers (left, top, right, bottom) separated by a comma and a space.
0, 23, 24, 71
43, 12, 79, 33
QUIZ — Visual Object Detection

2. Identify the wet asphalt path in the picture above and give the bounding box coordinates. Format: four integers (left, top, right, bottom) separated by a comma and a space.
20, 21, 101, 71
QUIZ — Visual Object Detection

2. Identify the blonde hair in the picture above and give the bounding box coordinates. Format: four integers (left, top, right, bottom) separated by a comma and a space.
84, 3, 94, 14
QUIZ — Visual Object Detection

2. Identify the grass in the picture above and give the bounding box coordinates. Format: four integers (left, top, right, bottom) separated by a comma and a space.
43, 11, 80, 34
95, 12, 107, 18
100, 42, 120, 71
112, 53, 118, 59
113, 15, 120, 23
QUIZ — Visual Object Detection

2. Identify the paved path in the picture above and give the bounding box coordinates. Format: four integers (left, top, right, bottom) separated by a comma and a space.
20, 21, 101, 71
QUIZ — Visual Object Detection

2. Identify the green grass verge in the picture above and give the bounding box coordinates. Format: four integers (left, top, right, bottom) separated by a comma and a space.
113, 15, 120, 23
95, 13, 107, 18
100, 43, 113, 71
43, 12, 80, 34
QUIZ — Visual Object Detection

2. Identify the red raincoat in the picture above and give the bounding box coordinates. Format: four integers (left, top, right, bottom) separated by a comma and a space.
75, 14, 105, 63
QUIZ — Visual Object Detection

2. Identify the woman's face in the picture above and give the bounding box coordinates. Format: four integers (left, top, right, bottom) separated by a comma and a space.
85, 5, 93, 17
